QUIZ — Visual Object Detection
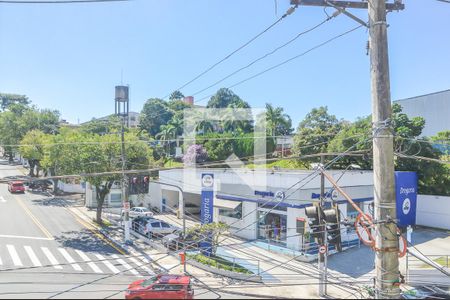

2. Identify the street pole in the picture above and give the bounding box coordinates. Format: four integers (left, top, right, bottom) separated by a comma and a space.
121, 119, 130, 243
319, 155, 325, 297
324, 222, 328, 295
368, 0, 399, 298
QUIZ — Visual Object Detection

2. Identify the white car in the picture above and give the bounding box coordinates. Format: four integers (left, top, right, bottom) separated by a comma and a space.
184, 203, 201, 215
124, 207, 154, 218
144, 220, 178, 238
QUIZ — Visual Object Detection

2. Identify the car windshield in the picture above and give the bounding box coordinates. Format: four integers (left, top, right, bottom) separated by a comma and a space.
140, 276, 158, 287
161, 222, 171, 228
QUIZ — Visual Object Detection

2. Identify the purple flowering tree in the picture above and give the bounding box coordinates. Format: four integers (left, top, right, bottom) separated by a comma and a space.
183, 144, 208, 166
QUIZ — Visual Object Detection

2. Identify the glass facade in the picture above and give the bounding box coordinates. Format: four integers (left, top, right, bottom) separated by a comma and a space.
257, 211, 287, 245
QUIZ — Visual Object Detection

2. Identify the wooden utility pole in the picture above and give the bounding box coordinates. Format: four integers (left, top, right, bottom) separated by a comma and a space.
368, 0, 399, 298
289, 0, 404, 298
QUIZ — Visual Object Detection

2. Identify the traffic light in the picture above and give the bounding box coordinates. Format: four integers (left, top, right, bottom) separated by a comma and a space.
305, 206, 322, 241
323, 207, 342, 252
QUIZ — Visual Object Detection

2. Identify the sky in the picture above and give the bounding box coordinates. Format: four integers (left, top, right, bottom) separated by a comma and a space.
0, 0, 449, 127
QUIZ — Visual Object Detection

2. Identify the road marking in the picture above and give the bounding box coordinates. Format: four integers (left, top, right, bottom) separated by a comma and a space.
0, 234, 53, 241
58, 248, 83, 271
95, 254, 120, 274
75, 250, 103, 274
128, 257, 155, 275
0, 253, 3, 265
111, 254, 139, 276
63, 206, 125, 255
6, 245, 23, 266
41, 247, 63, 269
24, 246, 42, 267
16, 197, 53, 240
0, 196, 6, 203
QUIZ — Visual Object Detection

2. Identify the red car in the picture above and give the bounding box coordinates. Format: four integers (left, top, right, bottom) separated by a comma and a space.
8, 181, 25, 193
125, 274, 194, 300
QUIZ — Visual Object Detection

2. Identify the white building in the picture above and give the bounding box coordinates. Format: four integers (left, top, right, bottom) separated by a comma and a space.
148, 168, 375, 253
394, 89, 450, 137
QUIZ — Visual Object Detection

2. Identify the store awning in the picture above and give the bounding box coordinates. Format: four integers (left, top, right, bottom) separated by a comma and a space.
214, 198, 241, 210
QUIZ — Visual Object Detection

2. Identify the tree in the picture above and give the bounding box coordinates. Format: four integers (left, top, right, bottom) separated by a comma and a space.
327, 104, 450, 195
206, 88, 250, 109
264, 103, 293, 136
187, 222, 229, 256
293, 106, 343, 161
139, 98, 174, 137
19, 130, 48, 177
169, 90, 185, 101
0, 93, 30, 111
182, 144, 208, 165
156, 124, 176, 155
81, 115, 122, 135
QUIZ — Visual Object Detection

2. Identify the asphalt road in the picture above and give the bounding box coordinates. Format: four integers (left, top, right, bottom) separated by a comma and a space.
0, 161, 145, 299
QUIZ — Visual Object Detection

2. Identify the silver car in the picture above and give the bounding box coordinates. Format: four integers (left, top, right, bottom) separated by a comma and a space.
123, 207, 154, 219
144, 220, 178, 238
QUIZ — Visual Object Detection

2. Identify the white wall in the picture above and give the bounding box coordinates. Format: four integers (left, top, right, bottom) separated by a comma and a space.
287, 207, 306, 251
215, 201, 258, 240
57, 181, 85, 194
416, 195, 450, 230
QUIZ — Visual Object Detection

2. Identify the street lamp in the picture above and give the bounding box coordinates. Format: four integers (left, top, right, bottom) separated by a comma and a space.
115, 85, 131, 243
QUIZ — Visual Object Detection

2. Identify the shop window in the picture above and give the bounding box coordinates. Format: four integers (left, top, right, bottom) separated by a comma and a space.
110, 193, 122, 203
347, 202, 361, 221
219, 203, 242, 219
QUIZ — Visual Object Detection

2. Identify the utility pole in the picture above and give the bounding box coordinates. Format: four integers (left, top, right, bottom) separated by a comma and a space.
319, 155, 326, 297
121, 119, 131, 243
368, 1, 399, 298
289, 1, 404, 298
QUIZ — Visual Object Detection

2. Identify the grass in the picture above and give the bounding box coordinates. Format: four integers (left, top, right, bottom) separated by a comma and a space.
92, 218, 112, 227
164, 160, 184, 168
420, 256, 449, 268
187, 253, 253, 275
246, 159, 307, 170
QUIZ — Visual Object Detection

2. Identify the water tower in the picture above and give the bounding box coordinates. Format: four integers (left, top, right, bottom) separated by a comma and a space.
115, 85, 129, 127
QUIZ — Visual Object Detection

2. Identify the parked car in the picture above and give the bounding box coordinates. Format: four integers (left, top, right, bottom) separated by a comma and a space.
163, 232, 199, 251
8, 181, 25, 193
125, 274, 194, 300
131, 216, 155, 234
184, 203, 201, 215
122, 207, 154, 219
144, 220, 179, 238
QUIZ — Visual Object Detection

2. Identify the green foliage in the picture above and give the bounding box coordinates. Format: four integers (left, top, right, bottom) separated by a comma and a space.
169, 90, 185, 101
19, 130, 48, 177
293, 106, 343, 162
246, 159, 307, 170
0, 103, 60, 160
139, 98, 174, 137
187, 253, 252, 274
187, 222, 229, 256
80, 115, 122, 135
0, 93, 30, 111
206, 88, 250, 109
259, 103, 293, 136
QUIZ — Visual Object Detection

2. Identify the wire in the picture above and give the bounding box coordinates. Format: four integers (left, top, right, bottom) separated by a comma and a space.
194, 24, 364, 104
0, 0, 130, 3
189, 13, 340, 98
395, 152, 450, 165
161, 5, 298, 99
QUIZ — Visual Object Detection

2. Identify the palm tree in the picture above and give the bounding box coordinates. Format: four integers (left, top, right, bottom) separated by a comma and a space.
156, 124, 176, 155
265, 103, 292, 137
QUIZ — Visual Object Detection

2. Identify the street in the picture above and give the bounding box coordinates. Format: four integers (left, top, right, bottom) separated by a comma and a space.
0, 161, 145, 299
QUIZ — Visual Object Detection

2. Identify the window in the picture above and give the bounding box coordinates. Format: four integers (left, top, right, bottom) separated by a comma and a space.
150, 222, 161, 228
219, 203, 242, 219
161, 222, 171, 228
347, 203, 361, 221
110, 193, 122, 203
152, 284, 165, 291
141, 277, 158, 287
165, 285, 183, 291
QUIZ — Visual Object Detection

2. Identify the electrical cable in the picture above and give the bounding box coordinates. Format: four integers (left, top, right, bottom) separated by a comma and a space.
161, 5, 298, 99
189, 12, 341, 98
194, 24, 364, 104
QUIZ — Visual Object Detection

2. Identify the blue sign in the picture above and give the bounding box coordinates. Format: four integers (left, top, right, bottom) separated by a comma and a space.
200, 173, 214, 224
395, 171, 418, 227
254, 190, 274, 198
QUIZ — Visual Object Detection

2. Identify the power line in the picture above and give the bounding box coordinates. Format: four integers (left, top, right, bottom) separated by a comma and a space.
161, 5, 298, 99
189, 12, 341, 97
195, 24, 364, 104
0, 0, 129, 3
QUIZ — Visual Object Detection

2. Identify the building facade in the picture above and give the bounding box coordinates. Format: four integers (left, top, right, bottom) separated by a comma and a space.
394, 89, 450, 137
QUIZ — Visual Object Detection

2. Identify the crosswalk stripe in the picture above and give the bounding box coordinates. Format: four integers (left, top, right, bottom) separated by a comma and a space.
111, 254, 139, 276
74, 250, 103, 274
24, 246, 42, 267
41, 247, 63, 269
128, 257, 154, 275
58, 248, 83, 271
95, 254, 119, 274
0, 253, 3, 265
6, 245, 23, 266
